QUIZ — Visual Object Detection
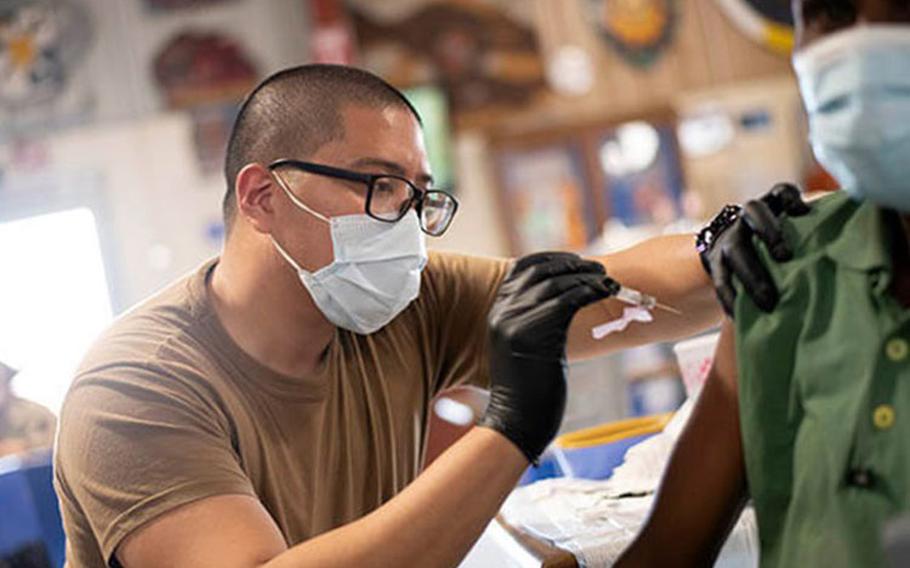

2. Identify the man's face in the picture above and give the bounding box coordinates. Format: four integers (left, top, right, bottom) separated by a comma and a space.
793, 0, 910, 49
271, 104, 432, 273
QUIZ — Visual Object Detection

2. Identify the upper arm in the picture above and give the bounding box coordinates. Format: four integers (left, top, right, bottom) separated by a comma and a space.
55, 367, 257, 565
618, 320, 747, 566
117, 494, 286, 568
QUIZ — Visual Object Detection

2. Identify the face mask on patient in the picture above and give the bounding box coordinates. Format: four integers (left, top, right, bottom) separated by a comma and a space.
794, 25, 910, 213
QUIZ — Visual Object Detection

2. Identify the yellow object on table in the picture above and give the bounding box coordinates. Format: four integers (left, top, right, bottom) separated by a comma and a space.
555, 413, 673, 450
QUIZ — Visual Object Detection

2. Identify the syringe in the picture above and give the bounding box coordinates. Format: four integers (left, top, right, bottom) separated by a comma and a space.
604, 278, 682, 315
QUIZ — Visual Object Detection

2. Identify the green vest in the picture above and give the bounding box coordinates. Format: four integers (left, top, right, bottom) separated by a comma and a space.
734, 192, 910, 567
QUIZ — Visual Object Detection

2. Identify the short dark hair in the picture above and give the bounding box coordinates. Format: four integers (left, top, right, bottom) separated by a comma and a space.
222, 64, 422, 233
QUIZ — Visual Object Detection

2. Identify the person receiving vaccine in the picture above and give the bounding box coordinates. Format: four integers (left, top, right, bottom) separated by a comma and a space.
618, 2, 910, 566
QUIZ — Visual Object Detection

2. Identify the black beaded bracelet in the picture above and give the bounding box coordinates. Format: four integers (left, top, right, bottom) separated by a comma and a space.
695, 204, 743, 261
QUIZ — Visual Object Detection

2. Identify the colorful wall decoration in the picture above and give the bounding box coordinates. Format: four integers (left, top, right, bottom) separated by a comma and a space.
496, 144, 598, 254
349, 0, 546, 125
586, 0, 676, 69
152, 29, 259, 110
151, 27, 260, 176
597, 121, 684, 226
715, 0, 795, 54
0, 0, 94, 139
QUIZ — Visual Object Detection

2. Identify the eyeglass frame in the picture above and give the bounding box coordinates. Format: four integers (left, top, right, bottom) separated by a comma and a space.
267, 158, 459, 236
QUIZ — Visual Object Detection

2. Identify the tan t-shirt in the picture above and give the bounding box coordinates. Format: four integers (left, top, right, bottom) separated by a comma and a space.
54, 251, 509, 568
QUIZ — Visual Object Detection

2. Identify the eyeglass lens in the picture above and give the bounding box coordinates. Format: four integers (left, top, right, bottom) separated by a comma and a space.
420, 192, 456, 236
368, 177, 456, 235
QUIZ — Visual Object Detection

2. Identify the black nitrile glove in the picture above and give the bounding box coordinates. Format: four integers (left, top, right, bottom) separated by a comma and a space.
698, 183, 811, 317
480, 252, 615, 464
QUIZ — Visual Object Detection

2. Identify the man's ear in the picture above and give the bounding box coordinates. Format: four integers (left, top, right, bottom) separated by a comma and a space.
235, 163, 278, 234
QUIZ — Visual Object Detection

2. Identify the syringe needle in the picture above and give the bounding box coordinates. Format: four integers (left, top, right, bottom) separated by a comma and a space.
609, 280, 682, 315
655, 302, 682, 315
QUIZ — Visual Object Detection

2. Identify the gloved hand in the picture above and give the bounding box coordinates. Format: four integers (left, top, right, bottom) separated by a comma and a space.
698, 183, 811, 316
480, 252, 615, 464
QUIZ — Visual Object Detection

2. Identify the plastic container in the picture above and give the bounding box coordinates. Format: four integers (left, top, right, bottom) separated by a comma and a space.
0, 450, 64, 568
672, 332, 721, 397
518, 414, 672, 484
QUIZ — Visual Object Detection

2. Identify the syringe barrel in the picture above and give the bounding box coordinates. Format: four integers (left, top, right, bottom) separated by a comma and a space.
615, 287, 656, 309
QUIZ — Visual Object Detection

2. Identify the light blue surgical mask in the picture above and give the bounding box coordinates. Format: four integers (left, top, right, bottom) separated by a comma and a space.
793, 25, 910, 212
270, 173, 428, 335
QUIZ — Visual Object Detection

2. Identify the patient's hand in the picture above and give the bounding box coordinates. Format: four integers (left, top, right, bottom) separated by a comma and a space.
699, 183, 811, 316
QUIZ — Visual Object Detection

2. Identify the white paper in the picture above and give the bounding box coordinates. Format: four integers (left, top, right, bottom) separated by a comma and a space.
500, 393, 758, 567
501, 480, 758, 567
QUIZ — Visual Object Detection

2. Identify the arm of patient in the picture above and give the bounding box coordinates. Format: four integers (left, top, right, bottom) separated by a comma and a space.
616, 320, 748, 567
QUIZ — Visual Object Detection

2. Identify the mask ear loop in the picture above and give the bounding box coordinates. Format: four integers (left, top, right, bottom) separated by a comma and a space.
270, 234, 305, 273
271, 170, 331, 223
268, 170, 328, 274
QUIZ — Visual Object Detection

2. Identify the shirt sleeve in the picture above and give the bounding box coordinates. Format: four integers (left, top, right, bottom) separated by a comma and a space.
419, 251, 511, 395
54, 363, 256, 565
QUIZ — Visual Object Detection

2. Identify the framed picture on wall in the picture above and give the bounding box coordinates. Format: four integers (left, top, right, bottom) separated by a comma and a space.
489, 108, 682, 255
494, 143, 599, 255
595, 120, 685, 226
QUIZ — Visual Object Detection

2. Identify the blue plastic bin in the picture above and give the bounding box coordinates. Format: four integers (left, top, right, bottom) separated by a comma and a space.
0, 450, 65, 567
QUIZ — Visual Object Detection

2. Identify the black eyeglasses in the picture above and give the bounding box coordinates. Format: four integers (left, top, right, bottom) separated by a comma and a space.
268, 159, 459, 237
